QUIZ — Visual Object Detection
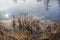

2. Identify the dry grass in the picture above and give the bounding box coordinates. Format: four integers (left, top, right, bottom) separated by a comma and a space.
0, 17, 60, 40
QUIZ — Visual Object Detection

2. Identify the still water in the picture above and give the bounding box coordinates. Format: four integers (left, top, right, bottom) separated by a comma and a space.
0, 0, 60, 21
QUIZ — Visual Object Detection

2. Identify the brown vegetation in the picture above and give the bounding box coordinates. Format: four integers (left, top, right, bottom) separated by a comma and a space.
0, 17, 60, 40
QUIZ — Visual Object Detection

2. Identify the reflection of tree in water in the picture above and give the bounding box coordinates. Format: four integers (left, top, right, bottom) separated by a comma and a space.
13, 0, 17, 3
57, 0, 60, 7
44, 0, 50, 10
23, 0, 26, 2
57, 0, 60, 16
13, 0, 26, 3
37, 0, 41, 2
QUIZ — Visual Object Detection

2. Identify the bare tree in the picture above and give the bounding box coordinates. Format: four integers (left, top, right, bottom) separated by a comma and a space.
18, 17, 22, 30
0, 11, 2, 26
12, 15, 16, 29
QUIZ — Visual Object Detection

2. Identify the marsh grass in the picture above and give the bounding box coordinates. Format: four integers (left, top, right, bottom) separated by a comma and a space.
0, 16, 60, 40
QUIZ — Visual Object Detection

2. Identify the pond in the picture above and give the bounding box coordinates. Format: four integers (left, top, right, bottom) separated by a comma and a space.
0, 0, 60, 21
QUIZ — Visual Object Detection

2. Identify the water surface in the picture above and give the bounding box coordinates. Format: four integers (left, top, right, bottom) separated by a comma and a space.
0, 0, 60, 21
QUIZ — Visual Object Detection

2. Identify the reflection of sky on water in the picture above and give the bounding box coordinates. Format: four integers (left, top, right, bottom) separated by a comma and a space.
0, 0, 60, 21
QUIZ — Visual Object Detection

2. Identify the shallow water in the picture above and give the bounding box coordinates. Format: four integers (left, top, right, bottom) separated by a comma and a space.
0, 0, 60, 21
